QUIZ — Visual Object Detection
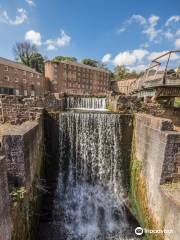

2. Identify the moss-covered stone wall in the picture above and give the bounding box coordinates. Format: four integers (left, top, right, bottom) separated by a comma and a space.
2, 117, 44, 240
129, 113, 180, 240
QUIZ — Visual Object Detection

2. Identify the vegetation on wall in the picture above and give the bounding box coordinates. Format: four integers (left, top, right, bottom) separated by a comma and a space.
81, 58, 98, 67
52, 55, 77, 63
129, 139, 164, 240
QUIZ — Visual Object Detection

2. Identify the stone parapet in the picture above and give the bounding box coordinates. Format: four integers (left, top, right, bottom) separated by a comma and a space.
0, 155, 11, 240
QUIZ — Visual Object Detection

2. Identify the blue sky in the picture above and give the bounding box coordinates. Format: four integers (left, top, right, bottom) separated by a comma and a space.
0, 0, 180, 71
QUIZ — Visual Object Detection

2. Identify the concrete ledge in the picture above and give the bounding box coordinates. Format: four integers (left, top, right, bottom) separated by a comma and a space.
3, 121, 39, 136
135, 113, 174, 131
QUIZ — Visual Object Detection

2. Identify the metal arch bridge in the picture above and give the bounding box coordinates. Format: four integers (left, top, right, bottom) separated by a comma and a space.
128, 50, 180, 99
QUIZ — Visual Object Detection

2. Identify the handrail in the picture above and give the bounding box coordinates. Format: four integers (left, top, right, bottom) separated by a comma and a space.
127, 50, 180, 94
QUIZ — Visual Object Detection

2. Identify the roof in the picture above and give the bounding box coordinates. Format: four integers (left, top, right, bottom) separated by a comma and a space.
0, 57, 42, 74
45, 60, 110, 73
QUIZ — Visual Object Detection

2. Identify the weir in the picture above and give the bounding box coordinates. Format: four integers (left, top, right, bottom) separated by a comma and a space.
38, 99, 139, 240
65, 96, 107, 110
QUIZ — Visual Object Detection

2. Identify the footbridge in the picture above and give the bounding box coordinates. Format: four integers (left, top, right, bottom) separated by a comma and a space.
128, 50, 180, 99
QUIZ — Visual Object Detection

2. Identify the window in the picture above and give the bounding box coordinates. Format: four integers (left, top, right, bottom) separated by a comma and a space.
4, 76, 9, 81
24, 90, 28, 96
15, 89, 20, 96
31, 90, 35, 97
4, 66, 8, 71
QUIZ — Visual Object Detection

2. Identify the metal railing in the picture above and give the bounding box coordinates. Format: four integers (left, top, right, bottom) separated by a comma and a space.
128, 50, 180, 94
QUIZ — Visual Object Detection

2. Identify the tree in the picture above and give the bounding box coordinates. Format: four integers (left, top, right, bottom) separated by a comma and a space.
114, 65, 129, 80
81, 58, 98, 67
113, 65, 140, 80
29, 53, 44, 73
13, 41, 37, 66
52, 56, 77, 63
97, 61, 106, 69
128, 70, 139, 79
13, 41, 45, 73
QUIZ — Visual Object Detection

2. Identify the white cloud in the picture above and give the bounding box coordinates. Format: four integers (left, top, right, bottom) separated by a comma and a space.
0, 8, 27, 25
117, 27, 126, 33
175, 38, 180, 48
47, 44, 57, 51
148, 51, 168, 61
25, 30, 42, 46
133, 49, 149, 60
140, 42, 149, 48
119, 14, 180, 44
143, 27, 161, 41
25, 0, 35, 6
165, 16, 180, 26
128, 64, 147, 73
128, 15, 146, 25
121, 14, 162, 42
164, 31, 174, 40
143, 15, 161, 41
147, 51, 179, 62
102, 53, 111, 63
176, 29, 180, 36
113, 49, 148, 66
45, 30, 71, 51
148, 15, 159, 26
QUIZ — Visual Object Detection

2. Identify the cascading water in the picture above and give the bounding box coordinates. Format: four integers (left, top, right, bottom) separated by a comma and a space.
39, 111, 140, 240
65, 96, 107, 110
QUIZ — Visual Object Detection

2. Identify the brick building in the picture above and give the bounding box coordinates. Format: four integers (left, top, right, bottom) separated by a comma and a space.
0, 57, 44, 96
45, 60, 111, 94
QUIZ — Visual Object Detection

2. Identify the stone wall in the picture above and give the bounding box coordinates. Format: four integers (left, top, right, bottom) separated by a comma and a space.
111, 79, 137, 94
0, 93, 65, 124
2, 120, 43, 189
0, 156, 11, 240
132, 113, 180, 240
1, 117, 44, 239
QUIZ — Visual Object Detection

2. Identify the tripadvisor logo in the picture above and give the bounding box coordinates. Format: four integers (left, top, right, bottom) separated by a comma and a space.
135, 227, 144, 236
135, 226, 173, 236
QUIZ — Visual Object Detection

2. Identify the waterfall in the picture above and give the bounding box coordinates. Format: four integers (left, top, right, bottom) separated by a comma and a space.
65, 97, 107, 110
39, 112, 139, 240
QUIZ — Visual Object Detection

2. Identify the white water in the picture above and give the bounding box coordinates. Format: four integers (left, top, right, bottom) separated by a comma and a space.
65, 97, 107, 110
38, 110, 140, 240
45, 112, 139, 240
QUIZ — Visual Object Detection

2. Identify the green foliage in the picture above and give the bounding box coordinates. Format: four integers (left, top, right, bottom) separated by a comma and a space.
29, 52, 44, 73
129, 138, 164, 240
81, 58, 98, 67
113, 65, 139, 81
107, 103, 113, 111
52, 56, 77, 63
10, 187, 27, 202
13, 41, 45, 73
114, 65, 129, 80
174, 97, 180, 108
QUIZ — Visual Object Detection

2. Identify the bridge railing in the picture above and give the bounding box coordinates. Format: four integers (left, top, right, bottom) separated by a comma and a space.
143, 50, 180, 87
128, 50, 180, 94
